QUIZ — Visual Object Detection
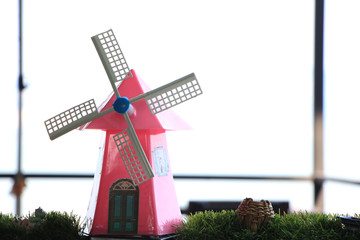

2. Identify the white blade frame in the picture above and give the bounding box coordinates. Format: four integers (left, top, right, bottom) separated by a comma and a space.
44, 99, 114, 140
113, 113, 154, 185
92, 29, 132, 95
130, 73, 202, 115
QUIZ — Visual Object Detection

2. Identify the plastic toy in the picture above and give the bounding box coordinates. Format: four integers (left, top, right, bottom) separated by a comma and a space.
44, 29, 202, 238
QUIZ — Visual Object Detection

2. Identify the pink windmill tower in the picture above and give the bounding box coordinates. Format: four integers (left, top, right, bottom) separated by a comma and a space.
44, 29, 202, 238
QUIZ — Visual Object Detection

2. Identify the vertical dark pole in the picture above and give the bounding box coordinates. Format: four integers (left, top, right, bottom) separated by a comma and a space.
314, 0, 325, 212
16, 0, 25, 216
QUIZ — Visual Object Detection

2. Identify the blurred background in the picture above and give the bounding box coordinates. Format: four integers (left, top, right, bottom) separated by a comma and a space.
1, 0, 360, 219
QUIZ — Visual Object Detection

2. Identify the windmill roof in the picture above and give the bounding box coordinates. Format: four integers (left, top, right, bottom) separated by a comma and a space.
80, 69, 191, 131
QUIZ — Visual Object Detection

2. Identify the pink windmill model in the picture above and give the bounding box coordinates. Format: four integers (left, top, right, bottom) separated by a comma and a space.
44, 29, 202, 238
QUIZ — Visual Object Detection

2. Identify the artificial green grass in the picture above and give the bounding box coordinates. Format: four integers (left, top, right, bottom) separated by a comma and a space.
175, 210, 360, 240
0, 211, 82, 240
2, 209, 360, 239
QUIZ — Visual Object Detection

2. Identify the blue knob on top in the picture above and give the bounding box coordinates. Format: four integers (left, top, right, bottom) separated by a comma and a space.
112, 96, 130, 114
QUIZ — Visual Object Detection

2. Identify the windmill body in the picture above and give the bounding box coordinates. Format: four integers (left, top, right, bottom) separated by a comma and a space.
83, 70, 190, 236
44, 29, 202, 237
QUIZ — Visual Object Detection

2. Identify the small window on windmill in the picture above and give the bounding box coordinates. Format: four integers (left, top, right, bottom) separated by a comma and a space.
153, 147, 169, 177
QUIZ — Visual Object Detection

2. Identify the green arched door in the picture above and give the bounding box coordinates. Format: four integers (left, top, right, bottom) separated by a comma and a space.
108, 179, 139, 234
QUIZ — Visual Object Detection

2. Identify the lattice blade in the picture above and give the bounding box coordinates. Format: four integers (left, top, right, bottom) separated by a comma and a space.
144, 73, 202, 115
44, 99, 99, 140
92, 29, 132, 85
113, 129, 154, 185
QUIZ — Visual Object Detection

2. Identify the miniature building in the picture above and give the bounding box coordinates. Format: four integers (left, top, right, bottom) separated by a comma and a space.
82, 70, 190, 236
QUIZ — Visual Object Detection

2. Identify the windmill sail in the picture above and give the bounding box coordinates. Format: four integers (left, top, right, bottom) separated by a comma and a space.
130, 73, 202, 115
113, 128, 154, 185
44, 99, 114, 140
92, 29, 132, 86
45, 99, 98, 140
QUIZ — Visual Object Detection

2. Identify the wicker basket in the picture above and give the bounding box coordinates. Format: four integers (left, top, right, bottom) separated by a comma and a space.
236, 198, 275, 232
